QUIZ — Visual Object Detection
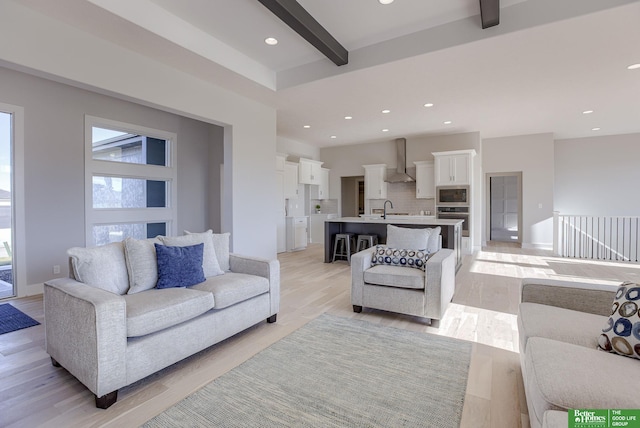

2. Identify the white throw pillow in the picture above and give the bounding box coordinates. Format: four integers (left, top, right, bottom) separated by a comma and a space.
124, 237, 161, 294
188, 230, 231, 272
162, 231, 224, 277
68, 242, 129, 295
426, 226, 441, 253
386, 225, 430, 250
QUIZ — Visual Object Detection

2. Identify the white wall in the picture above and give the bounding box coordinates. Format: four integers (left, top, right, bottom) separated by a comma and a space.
555, 133, 640, 216
276, 137, 320, 161
0, 2, 278, 294
483, 133, 555, 248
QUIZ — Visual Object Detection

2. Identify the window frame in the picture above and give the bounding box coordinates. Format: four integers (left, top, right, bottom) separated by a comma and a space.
85, 115, 177, 246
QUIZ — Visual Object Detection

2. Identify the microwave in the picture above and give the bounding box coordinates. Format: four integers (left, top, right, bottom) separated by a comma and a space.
437, 186, 469, 205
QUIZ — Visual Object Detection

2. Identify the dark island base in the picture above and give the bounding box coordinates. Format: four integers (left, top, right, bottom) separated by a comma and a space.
324, 221, 462, 270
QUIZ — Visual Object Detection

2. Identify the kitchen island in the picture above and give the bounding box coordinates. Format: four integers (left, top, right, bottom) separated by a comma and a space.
325, 216, 464, 270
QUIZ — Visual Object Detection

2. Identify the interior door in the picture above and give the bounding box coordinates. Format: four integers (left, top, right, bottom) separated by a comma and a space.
490, 175, 519, 242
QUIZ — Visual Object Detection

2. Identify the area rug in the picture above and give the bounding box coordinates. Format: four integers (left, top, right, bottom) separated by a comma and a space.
144, 314, 472, 428
0, 303, 40, 335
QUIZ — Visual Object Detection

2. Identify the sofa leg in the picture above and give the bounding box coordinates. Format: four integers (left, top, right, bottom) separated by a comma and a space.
51, 357, 61, 368
267, 314, 277, 323
353, 305, 362, 313
95, 390, 118, 409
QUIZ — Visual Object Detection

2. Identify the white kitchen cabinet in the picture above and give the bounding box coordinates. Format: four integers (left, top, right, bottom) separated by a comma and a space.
311, 168, 330, 199
275, 153, 286, 172
363, 164, 387, 199
413, 161, 435, 199
286, 216, 308, 251
284, 162, 299, 199
433, 150, 476, 186
298, 158, 323, 185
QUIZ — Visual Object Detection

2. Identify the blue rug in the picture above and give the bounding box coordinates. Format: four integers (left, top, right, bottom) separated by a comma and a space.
0, 304, 40, 335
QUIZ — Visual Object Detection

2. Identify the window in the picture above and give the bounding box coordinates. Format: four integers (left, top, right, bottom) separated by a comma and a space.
85, 116, 177, 246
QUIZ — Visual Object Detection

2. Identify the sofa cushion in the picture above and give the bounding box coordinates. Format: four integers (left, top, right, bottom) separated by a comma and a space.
155, 243, 206, 289
364, 264, 425, 289
123, 288, 214, 337
161, 232, 224, 277
542, 411, 567, 428
386, 225, 430, 250
190, 272, 269, 309
524, 337, 640, 427
67, 242, 129, 295
518, 302, 605, 354
124, 237, 161, 294
597, 282, 640, 360
371, 245, 429, 271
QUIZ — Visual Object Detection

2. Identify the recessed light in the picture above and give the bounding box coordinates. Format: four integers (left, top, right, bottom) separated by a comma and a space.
379, 0, 394, 4
444, 121, 452, 125
344, 116, 353, 120
303, 125, 311, 129
381, 109, 391, 114
424, 103, 434, 108
627, 63, 640, 70
592, 127, 601, 131
264, 37, 278, 46
582, 110, 594, 114
382, 129, 389, 132
330, 135, 337, 139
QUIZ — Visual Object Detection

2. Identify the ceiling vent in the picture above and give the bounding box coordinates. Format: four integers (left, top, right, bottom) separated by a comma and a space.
385, 138, 415, 183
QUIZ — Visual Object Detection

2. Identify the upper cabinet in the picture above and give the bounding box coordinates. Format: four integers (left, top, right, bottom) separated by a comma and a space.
413, 161, 435, 199
363, 164, 387, 199
298, 158, 323, 185
275, 153, 286, 172
433, 150, 476, 186
284, 161, 299, 199
311, 168, 330, 199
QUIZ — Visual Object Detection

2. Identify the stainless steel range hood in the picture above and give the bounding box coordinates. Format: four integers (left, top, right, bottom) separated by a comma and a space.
385, 138, 415, 183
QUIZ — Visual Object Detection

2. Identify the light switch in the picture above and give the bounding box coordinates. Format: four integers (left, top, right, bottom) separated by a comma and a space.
538, 203, 542, 209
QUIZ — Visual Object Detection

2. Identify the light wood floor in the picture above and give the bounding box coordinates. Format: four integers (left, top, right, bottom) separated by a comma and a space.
2, 243, 639, 427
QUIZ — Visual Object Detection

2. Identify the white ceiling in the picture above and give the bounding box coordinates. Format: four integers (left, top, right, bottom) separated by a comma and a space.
19, 0, 640, 148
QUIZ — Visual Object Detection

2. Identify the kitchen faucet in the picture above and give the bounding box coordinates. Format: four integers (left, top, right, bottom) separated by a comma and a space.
383, 200, 393, 219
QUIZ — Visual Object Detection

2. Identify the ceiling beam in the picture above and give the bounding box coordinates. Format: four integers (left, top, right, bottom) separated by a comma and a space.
480, 0, 500, 29
257, 0, 348, 66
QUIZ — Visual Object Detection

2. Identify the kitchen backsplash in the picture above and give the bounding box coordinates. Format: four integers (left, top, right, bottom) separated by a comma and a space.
369, 181, 435, 215
311, 199, 338, 214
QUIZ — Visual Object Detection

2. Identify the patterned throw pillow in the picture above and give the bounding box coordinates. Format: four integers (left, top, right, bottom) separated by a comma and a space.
597, 281, 640, 360
370, 245, 429, 271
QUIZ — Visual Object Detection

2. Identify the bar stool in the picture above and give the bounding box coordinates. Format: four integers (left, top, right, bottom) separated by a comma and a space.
332, 233, 356, 264
356, 234, 379, 252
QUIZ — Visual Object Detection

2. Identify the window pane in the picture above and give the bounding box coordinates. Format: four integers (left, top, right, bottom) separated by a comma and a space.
92, 127, 167, 166
93, 223, 167, 246
93, 177, 167, 208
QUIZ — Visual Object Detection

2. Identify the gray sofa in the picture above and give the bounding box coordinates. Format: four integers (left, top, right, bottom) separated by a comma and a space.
518, 278, 640, 428
44, 231, 279, 409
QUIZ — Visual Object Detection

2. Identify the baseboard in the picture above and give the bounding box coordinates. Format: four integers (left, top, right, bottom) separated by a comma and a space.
521, 243, 553, 250
18, 282, 44, 298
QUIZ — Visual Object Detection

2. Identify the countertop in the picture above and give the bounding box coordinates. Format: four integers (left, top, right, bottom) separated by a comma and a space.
328, 216, 463, 226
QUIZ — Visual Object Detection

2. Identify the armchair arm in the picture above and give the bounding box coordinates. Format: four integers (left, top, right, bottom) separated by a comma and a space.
350, 247, 376, 306
44, 278, 127, 398
424, 249, 456, 319
520, 278, 618, 316
229, 254, 280, 316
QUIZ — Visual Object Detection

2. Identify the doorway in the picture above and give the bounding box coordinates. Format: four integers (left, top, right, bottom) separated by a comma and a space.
341, 176, 364, 217
487, 172, 522, 243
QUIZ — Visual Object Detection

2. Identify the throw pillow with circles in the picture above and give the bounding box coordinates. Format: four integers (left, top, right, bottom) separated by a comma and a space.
597, 281, 640, 359
370, 245, 429, 271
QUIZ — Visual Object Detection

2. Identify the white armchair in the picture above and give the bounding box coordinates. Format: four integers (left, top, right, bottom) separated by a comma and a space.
350, 225, 456, 324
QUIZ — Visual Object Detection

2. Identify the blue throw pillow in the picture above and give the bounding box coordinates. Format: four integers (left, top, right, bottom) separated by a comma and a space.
155, 243, 206, 289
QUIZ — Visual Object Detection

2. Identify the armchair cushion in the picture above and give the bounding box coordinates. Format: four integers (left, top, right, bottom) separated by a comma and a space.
386, 225, 430, 250
370, 245, 429, 271
364, 265, 425, 289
